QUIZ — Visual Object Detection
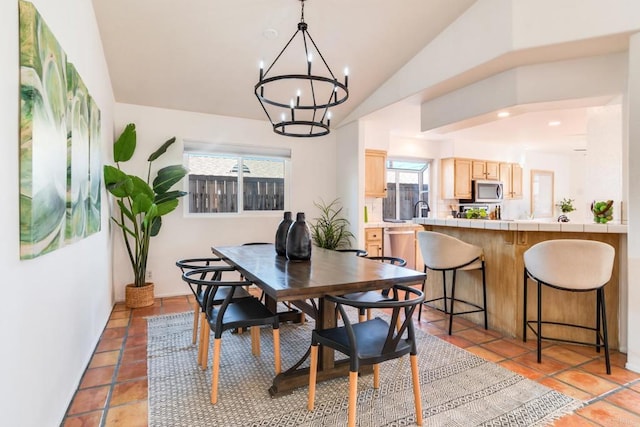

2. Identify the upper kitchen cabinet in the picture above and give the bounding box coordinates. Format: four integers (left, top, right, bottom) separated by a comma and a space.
441, 158, 472, 199
472, 160, 500, 180
499, 162, 523, 199
365, 149, 387, 197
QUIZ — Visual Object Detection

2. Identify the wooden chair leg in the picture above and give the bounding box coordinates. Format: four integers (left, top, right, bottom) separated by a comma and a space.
307, 344, 318, 411
273, 328, 281, 374
251, 326, 261, 356
201, 318, 210, 370
192, 301, 200, 345
367, 308, 372, 321
210, 338, 221, 404
348, 371, 358, 427
198, 313, 207, 368
410, 354, 423, 426
373, 364, 380, 389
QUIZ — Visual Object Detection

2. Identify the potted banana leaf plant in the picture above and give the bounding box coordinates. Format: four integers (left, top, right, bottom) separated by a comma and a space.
104, 123, 188, 307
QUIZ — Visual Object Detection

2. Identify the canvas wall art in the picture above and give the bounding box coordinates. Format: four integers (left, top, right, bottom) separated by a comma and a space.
19, 0, 102, 259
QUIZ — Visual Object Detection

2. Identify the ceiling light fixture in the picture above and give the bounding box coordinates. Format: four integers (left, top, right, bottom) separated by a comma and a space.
548, 120, 562, 126
497, 111, 510, 118
254, 0, 349, 137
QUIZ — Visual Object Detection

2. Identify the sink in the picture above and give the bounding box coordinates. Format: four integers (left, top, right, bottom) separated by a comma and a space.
383, 219, 408, 223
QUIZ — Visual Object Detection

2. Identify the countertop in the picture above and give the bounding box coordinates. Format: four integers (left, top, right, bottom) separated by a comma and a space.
364, 221, 423, 229
413, 217, 627, 234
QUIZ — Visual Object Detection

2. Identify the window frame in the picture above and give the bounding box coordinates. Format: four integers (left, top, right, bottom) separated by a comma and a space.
182, 143, 292, 218
383, 158, 431, 221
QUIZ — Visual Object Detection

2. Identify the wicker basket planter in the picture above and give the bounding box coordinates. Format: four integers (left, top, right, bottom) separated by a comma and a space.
125, 282, 155, 308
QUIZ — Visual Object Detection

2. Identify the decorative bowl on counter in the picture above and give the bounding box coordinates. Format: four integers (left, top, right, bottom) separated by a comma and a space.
591, 200, 614, 224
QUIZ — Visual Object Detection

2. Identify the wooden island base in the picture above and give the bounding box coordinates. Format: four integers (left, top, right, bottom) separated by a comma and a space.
418, 225, 622, 348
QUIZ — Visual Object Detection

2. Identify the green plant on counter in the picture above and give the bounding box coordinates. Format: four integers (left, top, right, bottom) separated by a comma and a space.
591, 200, 614, 224
557, 198, 576, 213
103, 123, 188, 287
310, 198, 354, 249
465, 208, 487, 219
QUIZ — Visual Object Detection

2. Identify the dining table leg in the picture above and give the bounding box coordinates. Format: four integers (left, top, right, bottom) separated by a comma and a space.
267, 296, 371, 397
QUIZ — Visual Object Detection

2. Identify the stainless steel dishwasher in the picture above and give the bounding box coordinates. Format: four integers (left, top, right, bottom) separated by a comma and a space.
383, 227, 418, 270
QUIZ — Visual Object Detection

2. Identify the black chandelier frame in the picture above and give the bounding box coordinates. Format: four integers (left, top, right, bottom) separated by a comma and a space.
254, 0, 349, 137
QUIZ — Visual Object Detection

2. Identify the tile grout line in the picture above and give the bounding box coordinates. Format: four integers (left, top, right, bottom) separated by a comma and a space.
98, 306, 134, 427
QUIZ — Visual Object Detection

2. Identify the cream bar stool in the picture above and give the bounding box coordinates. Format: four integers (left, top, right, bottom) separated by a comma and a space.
416, 231, 487, 335
523, 239, 615, 374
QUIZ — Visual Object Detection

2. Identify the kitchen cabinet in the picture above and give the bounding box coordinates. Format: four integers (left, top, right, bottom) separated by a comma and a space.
441, 158, 472, 199
499, 162, 523, 199
365, 149, 387, 197
364, 227, 383, 257
472, 160, 500, 180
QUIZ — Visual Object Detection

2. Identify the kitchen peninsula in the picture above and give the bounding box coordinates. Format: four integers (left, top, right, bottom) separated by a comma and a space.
413, 217, 627, 348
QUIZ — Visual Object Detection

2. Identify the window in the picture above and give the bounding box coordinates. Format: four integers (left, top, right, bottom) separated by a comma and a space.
184, 142, 290, 215
383, 159, 430, 220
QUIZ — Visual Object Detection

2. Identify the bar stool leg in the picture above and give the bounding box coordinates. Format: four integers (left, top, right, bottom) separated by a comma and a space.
596, 289, 602, 353
599, 287, 611, 374
448, 270, 457, 335
481, 261, 488, 330
523, 269, 528, 342
442, 270, 448, 314
536, 280, 542, 363
418, 267, 427, 322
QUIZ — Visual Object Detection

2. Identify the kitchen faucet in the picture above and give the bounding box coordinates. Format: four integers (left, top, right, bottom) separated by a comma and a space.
414, 200, 430, 218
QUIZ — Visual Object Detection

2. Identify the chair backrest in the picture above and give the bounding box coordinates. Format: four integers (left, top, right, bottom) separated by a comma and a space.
524, 239, 615, 290
366, 256, 407, 267
176, 257, 233, 273
336, 248, 368, 257
328, 285, 424, 356
182, 266, 253, 313
417, 231, 483, 270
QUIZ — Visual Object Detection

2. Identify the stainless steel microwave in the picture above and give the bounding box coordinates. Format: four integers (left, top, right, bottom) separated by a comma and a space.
462, 180, 504, 203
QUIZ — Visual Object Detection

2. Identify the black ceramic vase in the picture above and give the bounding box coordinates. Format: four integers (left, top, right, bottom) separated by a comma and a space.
275, 211, 293, 256
286, 212, 312, 261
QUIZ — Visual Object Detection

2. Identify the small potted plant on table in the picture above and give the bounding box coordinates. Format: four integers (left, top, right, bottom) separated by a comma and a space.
310, 199, 354, 249
103, 123, 188, 308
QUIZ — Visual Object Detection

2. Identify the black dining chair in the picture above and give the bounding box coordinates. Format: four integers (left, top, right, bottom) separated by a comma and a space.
307, 284, 425, 427
342, 256, 407, 322
182, 267, 281, 404
335, 248, 369, 257
176, 258, 247, 348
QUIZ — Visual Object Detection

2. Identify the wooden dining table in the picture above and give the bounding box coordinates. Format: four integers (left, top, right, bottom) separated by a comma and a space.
211, 243, 426, 396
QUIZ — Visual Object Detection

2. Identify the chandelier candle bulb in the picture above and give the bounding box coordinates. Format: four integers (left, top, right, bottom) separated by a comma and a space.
344, 67, 349, 86
307, 53, 312, 74
259, 61, 264, 80
296, 90, 301, 106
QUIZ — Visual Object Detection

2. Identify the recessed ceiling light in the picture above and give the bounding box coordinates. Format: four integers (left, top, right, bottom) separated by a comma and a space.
497, 111, 510, 118
548, 120, 561, 126
262, 28, 279, 40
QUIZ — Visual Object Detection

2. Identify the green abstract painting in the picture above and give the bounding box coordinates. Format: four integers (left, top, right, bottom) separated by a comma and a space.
19, 1, 101, 259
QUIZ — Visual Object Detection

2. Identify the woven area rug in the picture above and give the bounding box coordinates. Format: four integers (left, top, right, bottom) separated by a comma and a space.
147, 312, 582, 426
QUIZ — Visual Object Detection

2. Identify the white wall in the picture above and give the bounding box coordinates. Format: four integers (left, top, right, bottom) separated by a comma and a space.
0, 1, 114, 425
112, 103, 338, 300
625, 32, 640, 372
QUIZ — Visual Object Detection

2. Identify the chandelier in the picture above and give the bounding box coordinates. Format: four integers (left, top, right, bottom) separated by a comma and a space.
254, 0, 349, 137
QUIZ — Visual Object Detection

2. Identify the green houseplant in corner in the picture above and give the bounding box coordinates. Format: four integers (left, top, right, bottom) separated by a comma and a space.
310, 198, 354, 250
104, 123, 188, 308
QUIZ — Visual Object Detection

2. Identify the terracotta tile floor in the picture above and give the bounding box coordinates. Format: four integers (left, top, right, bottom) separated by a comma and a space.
62, 296, 640, 426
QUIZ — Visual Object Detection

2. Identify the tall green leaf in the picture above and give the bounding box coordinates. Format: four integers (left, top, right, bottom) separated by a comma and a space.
153, 165, 188, 194
147, 137, 177, 162
113, 123, 136, 162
